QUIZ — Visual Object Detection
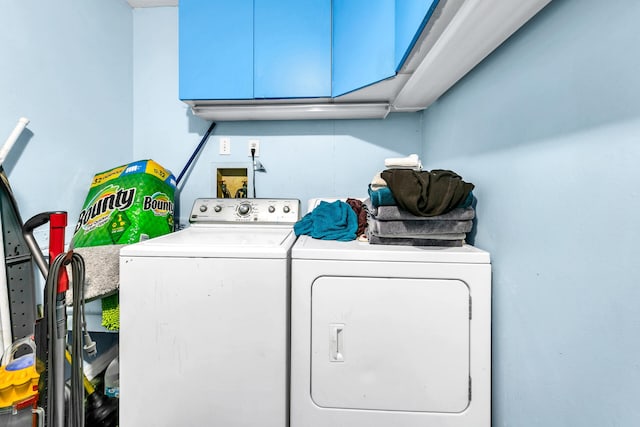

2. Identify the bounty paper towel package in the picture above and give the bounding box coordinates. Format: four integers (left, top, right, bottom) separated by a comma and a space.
72, 159, 176, 247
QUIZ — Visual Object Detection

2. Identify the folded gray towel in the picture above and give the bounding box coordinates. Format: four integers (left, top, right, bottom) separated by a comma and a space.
369, 230, 466, 240
66, 245, 125, 305
368, 216, 472, 236
367, 231, 463, 247
364, 198, 474, 221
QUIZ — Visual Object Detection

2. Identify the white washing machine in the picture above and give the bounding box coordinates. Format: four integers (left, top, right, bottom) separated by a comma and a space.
290, 202, 491, 427
119, 198, 300, 427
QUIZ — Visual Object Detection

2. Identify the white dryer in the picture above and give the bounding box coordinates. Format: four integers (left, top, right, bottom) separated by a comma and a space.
290, 228, 491, 426
119, 198, 300, 427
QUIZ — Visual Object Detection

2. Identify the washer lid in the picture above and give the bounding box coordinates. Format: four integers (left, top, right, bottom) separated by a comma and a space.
120, 226, 296, 258
292, 235, 490, 264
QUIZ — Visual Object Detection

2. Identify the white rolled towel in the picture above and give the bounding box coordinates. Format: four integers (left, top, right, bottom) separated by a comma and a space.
384, 153, 422, 170
370, 172, 387, 190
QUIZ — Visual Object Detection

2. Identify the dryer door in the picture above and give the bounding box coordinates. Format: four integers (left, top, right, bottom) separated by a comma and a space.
311, 276, 470, 413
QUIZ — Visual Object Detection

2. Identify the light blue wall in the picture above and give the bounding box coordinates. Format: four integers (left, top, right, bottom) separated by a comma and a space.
132, 7, 423, 226
0, 0, 133, 243
7, 2, 636, 424
421, 0, 640, 426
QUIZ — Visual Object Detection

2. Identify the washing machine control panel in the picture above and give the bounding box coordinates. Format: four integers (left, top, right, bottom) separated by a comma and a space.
190, 198, 301, 224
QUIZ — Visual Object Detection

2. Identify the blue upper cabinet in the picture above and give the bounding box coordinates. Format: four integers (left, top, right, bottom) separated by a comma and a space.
254, 0, 331, 98
179, 0, 254, 100
332, 0, 395, 97
179, 0, 330, 100
179, 0, 438, 101
332, 0, 440, 97
395, 0, 440, 70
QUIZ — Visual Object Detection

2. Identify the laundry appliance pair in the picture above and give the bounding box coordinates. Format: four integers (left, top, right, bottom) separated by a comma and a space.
119, 198, 491, 427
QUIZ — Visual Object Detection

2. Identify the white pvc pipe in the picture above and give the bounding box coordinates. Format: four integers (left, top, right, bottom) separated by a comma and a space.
0, 117, 30, 167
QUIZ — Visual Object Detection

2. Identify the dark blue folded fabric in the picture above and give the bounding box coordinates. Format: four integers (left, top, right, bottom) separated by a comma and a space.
367, 185, 397, 207
457, 191, 474, 209
294, 200, 358, 241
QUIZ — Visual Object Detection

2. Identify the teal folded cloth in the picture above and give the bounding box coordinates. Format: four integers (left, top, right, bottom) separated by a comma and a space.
369, 185, 473, 211
294, 200, 358, 241
368, 185, 397, 207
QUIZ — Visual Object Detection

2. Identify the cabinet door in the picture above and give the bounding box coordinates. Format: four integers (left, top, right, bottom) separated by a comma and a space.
332, 0, 396, 97
395, 0, 440, 70
254, 0, 331, 99
311, 276, 471, 413
179, 0, 253, 100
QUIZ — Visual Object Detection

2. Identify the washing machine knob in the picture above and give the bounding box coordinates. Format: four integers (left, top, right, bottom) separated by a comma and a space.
238, 203, 251, 216
283, 206, 290, 214
199, 205, 208, 212
214, 205, 222, 213
268, 206, 276, 213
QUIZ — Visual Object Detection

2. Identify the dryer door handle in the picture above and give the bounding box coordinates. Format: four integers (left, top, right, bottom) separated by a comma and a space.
329, 324, 345, 362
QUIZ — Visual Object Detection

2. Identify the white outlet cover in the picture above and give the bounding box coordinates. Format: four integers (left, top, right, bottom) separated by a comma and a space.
219, 137, 231, 155
248, 139, 260, 157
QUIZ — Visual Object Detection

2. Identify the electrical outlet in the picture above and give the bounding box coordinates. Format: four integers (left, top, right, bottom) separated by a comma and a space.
248, 139, 260, 157
219, 137, 231, 155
